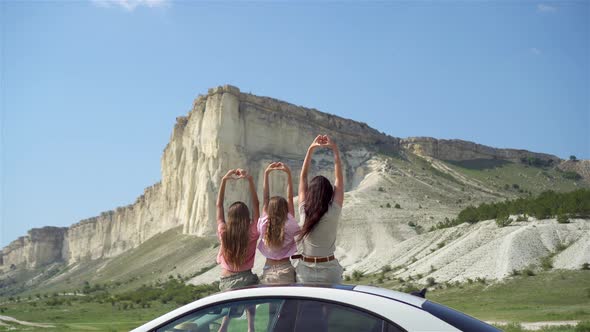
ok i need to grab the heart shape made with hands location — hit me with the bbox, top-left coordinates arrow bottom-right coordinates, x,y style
316,134 -> 331,146
234,169 -> 248,179
269,162 -> 283,169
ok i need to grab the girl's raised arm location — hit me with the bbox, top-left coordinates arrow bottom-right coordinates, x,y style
262,163 -> 276,215
278,162 -> 295,216
217,169 -> 236,224
299,135 -> 323,204
239,169 -> 260,222
326,136 -> 344,207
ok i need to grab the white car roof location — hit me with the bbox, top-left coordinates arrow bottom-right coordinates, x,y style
131,284 -> 460,332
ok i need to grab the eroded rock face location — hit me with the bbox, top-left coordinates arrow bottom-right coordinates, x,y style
558,160 -> 590,183
1,227 -> 67,268
402,137 -> 559,164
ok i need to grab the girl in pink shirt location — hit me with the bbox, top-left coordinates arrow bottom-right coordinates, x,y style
257,162 -> 300,284
216,168 -> 260,332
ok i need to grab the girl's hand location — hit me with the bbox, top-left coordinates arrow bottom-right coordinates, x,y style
236,169 -> 251,179
265,162 -> 279,174
222,169 -> 238,180
276,162 -> 291,173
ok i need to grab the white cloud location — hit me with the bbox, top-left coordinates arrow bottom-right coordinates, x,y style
530,48 -> 542,55
91,0 -> 169,11
537,4 -> 557,13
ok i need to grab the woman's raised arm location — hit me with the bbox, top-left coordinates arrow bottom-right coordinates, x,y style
299,135 -> 323,204
326,136 -> 344,207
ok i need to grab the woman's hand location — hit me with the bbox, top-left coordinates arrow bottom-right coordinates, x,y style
324,135 -> 336,149
309,135 -> 327,150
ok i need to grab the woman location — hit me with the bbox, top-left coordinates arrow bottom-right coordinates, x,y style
295,134 -> 344,283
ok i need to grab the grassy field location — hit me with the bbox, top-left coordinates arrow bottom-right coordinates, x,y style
445,159 -> 582,196
1,270 -> 589,331
0,300 -> 178,331
427,270 -> 590,322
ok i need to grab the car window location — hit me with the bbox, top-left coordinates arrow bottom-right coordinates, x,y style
276,299 -> 405,332
155,298 -> 284,332
154,297 -> 404,332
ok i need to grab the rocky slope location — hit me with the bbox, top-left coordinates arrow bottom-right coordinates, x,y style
1,85 -> 585,277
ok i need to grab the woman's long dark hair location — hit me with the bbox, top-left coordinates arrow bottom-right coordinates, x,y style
298,175 -> 333,241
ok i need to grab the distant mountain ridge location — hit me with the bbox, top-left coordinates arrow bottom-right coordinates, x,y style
1,85 -> 587,276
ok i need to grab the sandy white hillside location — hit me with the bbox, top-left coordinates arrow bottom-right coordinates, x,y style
369,218 -> 589,284
190,156 -> 589,286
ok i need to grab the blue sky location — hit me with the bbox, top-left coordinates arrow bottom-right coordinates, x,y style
1,0 -> 589,246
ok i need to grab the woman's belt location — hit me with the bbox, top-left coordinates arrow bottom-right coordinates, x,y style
291,254 -> 335,263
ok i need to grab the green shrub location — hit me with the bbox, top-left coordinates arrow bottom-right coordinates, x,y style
495,322 -> 525,332
394,203 -> 401,209
385,203 -> 391,208
541,256 -> 553,271
381,265 -> 392,273
556,242 -> 569,252
426,277 -> 436,286
400,283 -> 420,293
557,214 -> 570,224
437,242 -> 445,249
378,187 -> 385,192
496,215 -> 512,227
582,263 -> 590,270
352,270 -> 364,281
563,171 -> 582,180
576,321 -> 590,332
438,189 -> 590,229
523,268 -> 536,276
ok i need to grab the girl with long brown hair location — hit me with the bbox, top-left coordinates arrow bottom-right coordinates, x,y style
294,134 -> 344,283
257,161 -> 300,284
216,168 -> 260,289
216,168 -> 260,332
